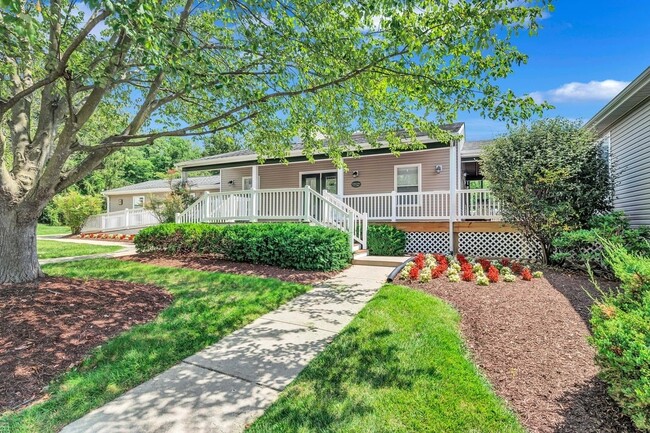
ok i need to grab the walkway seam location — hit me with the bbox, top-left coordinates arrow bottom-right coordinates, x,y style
260,317 -> 339,334
180,360 -> 284,392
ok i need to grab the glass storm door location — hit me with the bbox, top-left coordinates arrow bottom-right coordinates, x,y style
301,172 -> 337,220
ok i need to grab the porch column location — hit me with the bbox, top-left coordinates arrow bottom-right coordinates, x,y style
251,165 -> 259,221
448,141 -> 457,254
336,168 -> 344,197
181,170 -> 188,184
105,195 -> 110,213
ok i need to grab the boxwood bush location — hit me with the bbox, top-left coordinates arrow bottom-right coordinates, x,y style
367,224 -> 407,256
135,222 -> 351,271
590,242 -> 650,430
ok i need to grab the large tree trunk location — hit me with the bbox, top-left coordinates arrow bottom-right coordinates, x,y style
0,209 -> 43,284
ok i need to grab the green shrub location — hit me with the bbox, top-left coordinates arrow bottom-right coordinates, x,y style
551,212 -> 650,275
367,224 -> 407,256
53,191 -> 103,234
590,243 -> 650,430
39,200 -> 62,226
135,222 -> 351,271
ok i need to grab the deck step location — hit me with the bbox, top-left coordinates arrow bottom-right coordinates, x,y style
352,255 -> 409,267
353,249 -> 369,259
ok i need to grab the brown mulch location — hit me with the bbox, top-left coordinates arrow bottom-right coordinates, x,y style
120,253 -> 340,285
0,277 -> 172,412
398,268 -> 638,433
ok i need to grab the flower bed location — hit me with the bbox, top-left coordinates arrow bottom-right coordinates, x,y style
78,233 -> 136,241
398,253 -> 542,286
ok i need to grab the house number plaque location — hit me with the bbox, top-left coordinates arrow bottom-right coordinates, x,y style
351,181 -> 362,188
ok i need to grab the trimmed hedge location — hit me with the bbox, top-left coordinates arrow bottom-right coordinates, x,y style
367,224 -> 407,256
135,223 -> 352,271
590,242 -> 650,431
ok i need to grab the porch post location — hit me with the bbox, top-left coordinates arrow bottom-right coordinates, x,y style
448,141 -> 457,254
337,168 -> 344,198
251,165 -> 259,221
125,208 -> 130,229
391,190 -> 397,222
181,170 -> 188,185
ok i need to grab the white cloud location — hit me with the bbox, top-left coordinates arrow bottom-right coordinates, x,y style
529,79 -> 630,104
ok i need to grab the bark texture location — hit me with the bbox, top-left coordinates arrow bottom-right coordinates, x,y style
0,211 -> 43,284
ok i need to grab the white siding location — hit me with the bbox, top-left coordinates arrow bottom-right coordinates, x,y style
608,96 -> 650,226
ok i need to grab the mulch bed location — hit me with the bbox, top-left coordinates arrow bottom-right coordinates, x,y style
121,253 -> 340,285
0,277 -> 172,412
398,268 -> 638,433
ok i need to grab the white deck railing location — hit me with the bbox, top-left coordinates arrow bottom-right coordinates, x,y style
457,189 -> 501,220
342,189 -> 499,221
82,208 -> 159,233
176,186 -> 368,249
343,191 -> 451,221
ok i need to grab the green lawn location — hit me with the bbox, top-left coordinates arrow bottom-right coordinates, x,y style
36,224 -> 71,236
37,240 -> 123,259
248,284 -> 524,433
1,259 -> 310,433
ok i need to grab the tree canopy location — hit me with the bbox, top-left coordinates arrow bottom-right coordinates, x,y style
1,0 -> 551,283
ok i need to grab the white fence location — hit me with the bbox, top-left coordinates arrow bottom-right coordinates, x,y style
82,208 -> 159,233
176,187 -> 368,249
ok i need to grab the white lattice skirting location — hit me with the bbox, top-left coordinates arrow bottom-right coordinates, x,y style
405,231 -> 543,260
458,231 -> 542,261
405,232 -> 451,254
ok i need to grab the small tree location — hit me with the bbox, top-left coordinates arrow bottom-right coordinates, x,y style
145,172 -> 196,223
53,191 -> 103,235
481,118 -> 613,262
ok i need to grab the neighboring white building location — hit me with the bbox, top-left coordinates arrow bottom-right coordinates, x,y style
586,66 -> 650,227
103,175 -> 221,212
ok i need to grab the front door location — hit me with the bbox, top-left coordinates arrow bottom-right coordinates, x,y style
301,172 -> 338,220
301,172 -> 337,194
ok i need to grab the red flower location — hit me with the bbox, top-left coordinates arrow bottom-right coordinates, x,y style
521,268 -> 532,281
433,254 -> 448,271
487,266 -> 500,283
461,269 -> 475,282
457,254 -> 468,264
460,262 -> 473,273
501,258 -> 511,267
478,258 -> 491,272
511,262 -> 523,275
431,267 -> 444,279
409,266 -> 420,280
414,253 -> 426,270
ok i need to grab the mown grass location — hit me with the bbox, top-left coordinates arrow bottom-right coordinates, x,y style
1,259 -> 310,433
248,284 -> 524,433
37,240 -> 123,259
36,224 -> 71,236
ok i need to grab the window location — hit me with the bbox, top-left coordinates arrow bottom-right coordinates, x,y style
395,164 -> 421,205
132,196 -> 145,209
242,176 -> 252,190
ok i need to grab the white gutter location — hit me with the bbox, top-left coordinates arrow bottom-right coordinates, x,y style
585,66 -> 650,131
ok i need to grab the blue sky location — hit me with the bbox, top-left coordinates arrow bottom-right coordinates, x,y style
463,1 -> 650,141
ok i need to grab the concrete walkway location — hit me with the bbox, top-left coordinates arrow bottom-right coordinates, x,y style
61,265 -> 393,433
38,236 -> 136,265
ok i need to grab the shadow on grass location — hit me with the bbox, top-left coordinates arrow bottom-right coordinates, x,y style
1,259 -> 310,433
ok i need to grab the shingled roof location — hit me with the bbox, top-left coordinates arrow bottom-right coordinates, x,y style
177,123 -> 464,169
103,175 -> 220,195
